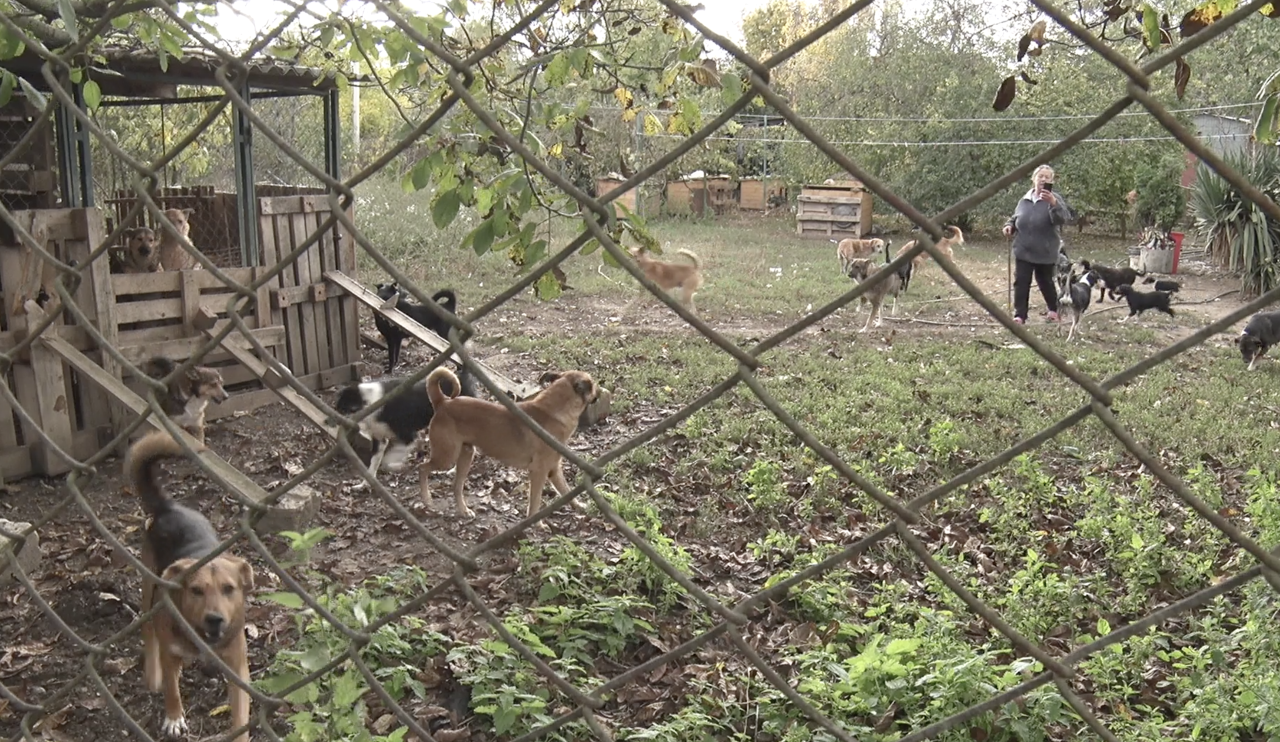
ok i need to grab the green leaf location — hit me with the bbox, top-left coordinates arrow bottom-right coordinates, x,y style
535,270 -> 562,300
432,188 -> 462,229
0,72 -> 15,109
57,0 -> 79,41
17,77 -> 47,110
471,218 -> 496,255
262,591 -> 306,609
885,638 -> 921,655
476,187 -> 495,216
81,80 -> 101,111
720,71 -> 744,106
1141,3 -> 1161,50
545,53 -> 571,86
1256,96 -> 1279,145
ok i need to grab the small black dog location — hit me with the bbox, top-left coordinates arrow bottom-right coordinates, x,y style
332,368 -> 476,480
1112,284 -> 1175,322
1239,310 -> 1280,371
374,282 -> 460,373
1079,260 -> 1144,302
1141,276 -> 1181,294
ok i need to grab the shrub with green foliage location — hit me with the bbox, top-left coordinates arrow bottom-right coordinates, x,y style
1192,148 -> 1280,296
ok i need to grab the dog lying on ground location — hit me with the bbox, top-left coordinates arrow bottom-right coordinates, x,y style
834,237 -> 891,275
1112,284 -> 1175,322
121,227 -> 162,274
1079,260 -> 1144,302
1058,270 -> 1100,343
141,357 -> 229,444
332,368 -> 476,480
628,247 -> 704,313
375,283 -> 461,374
1141,276 -> 1182,294
894,225 -> 964,272
845,256 -> 913,332
420,366 -> 598,520
128,431 -> 253,742
1238,310 -> 1280,371
158,208 -> 200,271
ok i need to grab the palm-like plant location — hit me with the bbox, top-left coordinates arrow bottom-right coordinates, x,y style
1191,149 -> 1280,297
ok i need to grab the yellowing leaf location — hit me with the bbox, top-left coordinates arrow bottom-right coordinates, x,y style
992,75 -> 1017,112
643,112 -> 662,136
614,86 -> 634,109
208,704 -> 230,718
621,107 -> 638,123
549,141 -> 564,159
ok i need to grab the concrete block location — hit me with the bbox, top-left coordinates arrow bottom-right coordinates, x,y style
253,483 -> 321,534
0,519 -> 41,584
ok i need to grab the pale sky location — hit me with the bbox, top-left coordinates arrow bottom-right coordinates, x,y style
216,0 -> 772,47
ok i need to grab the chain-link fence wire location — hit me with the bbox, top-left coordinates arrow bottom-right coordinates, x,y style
5,0 -> 1280,740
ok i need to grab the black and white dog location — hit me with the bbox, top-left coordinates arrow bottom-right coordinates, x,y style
1112,284 -> 1175,322
1058,270 -> 1100,343
1239,310 -> 1280,371
332,368 -> 476,479
374,282 -> 461,373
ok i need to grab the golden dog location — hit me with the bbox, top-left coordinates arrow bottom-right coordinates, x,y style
158,208 -> 200,271
835,237 -> 890,275
846,257 -> 913,332
420,367 -> 598,521
129,432 -> 253,742
628,247 -> 704,313
895,225 -> 965,270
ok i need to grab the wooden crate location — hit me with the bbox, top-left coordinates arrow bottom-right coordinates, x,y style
796,182 -> 873,240
595,177 -> 638,217
738,178 -> 787,211
706,177 -> 737,215
0,200 -> 361,483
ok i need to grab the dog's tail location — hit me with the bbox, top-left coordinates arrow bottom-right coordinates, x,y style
431,289 -> 458,314
141,355 -> 177,380
127,431 -> 186,517
427,367 -> 462,408
677,249 -> 701,268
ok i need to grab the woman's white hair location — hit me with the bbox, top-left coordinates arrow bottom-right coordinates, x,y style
1032,164 -> 1055,181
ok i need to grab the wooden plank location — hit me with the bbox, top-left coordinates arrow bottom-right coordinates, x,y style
337,203 -> 361,384
113,298 -> 184,325
116,325 -> 286,367
0,242 -> 43,454
260,210 -> 303,378
66,212 -> 111,436
361,329 -> 386,351
324,270 -> 540,400
314,209 -> 343,372
795,194 -> 863,204
23,301 -> 74,475
181,270 -> 200,334
796,213 -> 865,224
289,209 -> 322,377
39,334 -> 277,506
110,267 -> 258,297
204,326 -> 361,443
0,445 -> 32,482
0,366 -> 19,451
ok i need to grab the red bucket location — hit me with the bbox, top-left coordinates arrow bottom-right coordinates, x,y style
1170,231 -> 1184,274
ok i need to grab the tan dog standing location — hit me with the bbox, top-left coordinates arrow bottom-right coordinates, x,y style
835,237 -> 890,275
420,367 -> 599,521
895,225 -> 965,270
846,257 -> 912,332
628,247 -> 704,313
128,432 -> 253,742
158,208 -> 201,271
121,227 -> 162,274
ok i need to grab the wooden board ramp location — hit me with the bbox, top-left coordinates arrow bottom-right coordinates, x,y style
324,270 -> 541,400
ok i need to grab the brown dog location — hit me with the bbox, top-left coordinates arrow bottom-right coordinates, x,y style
420,367 -> 598,520
142,356 -> 230,444
628,247 -> 704,313
158,208 -> 200,271
835,237 -> 890,275
895,225 -> 965,270
128,431 -> 253,742
122,227 -> 162,274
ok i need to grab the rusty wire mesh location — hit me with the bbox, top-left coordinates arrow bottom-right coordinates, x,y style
4,0 -> 1280,741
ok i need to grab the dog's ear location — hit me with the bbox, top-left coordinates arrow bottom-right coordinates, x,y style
124,228 -> 139,239
228,555 -> 254,591
183,208 -> 194,217
573,378 -> 595,399
539,371 -> 561,385
161,558 -> 198,585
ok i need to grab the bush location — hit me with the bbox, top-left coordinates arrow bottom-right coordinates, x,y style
1191,148 -> 1280,297
1134,155 -> 1188,232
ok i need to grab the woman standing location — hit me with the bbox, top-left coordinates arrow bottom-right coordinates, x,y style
1002,165 -> 1075,325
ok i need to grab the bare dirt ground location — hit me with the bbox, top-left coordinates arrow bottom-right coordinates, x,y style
0,239 -> 1256,741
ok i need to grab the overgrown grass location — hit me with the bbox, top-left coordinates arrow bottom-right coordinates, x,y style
274,199 -> 1280,741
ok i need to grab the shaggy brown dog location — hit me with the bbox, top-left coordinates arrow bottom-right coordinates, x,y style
895,225 -> 965,271
420,367 -> 598,520
835,237 -> 891,275
121,227 -> 162,274
141,356 -> 230,444
628,247 -> 704,313
129,431 -> 253,742
158,208 -> 200,271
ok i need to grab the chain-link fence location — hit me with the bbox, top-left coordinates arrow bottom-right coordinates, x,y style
4,1 -> 1280,741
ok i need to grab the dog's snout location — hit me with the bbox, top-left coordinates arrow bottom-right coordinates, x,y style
203,612 -> 225,636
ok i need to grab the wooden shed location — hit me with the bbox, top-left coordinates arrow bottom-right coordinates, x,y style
796,180 -> 873,240
705,177 -> 737,215
596,176 -> 639,217
739,177 -> 787,211
665,178 -> 706,217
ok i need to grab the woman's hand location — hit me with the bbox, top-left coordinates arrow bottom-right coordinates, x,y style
1040,189 -> 1057,207
1002,224 -> 1014,237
